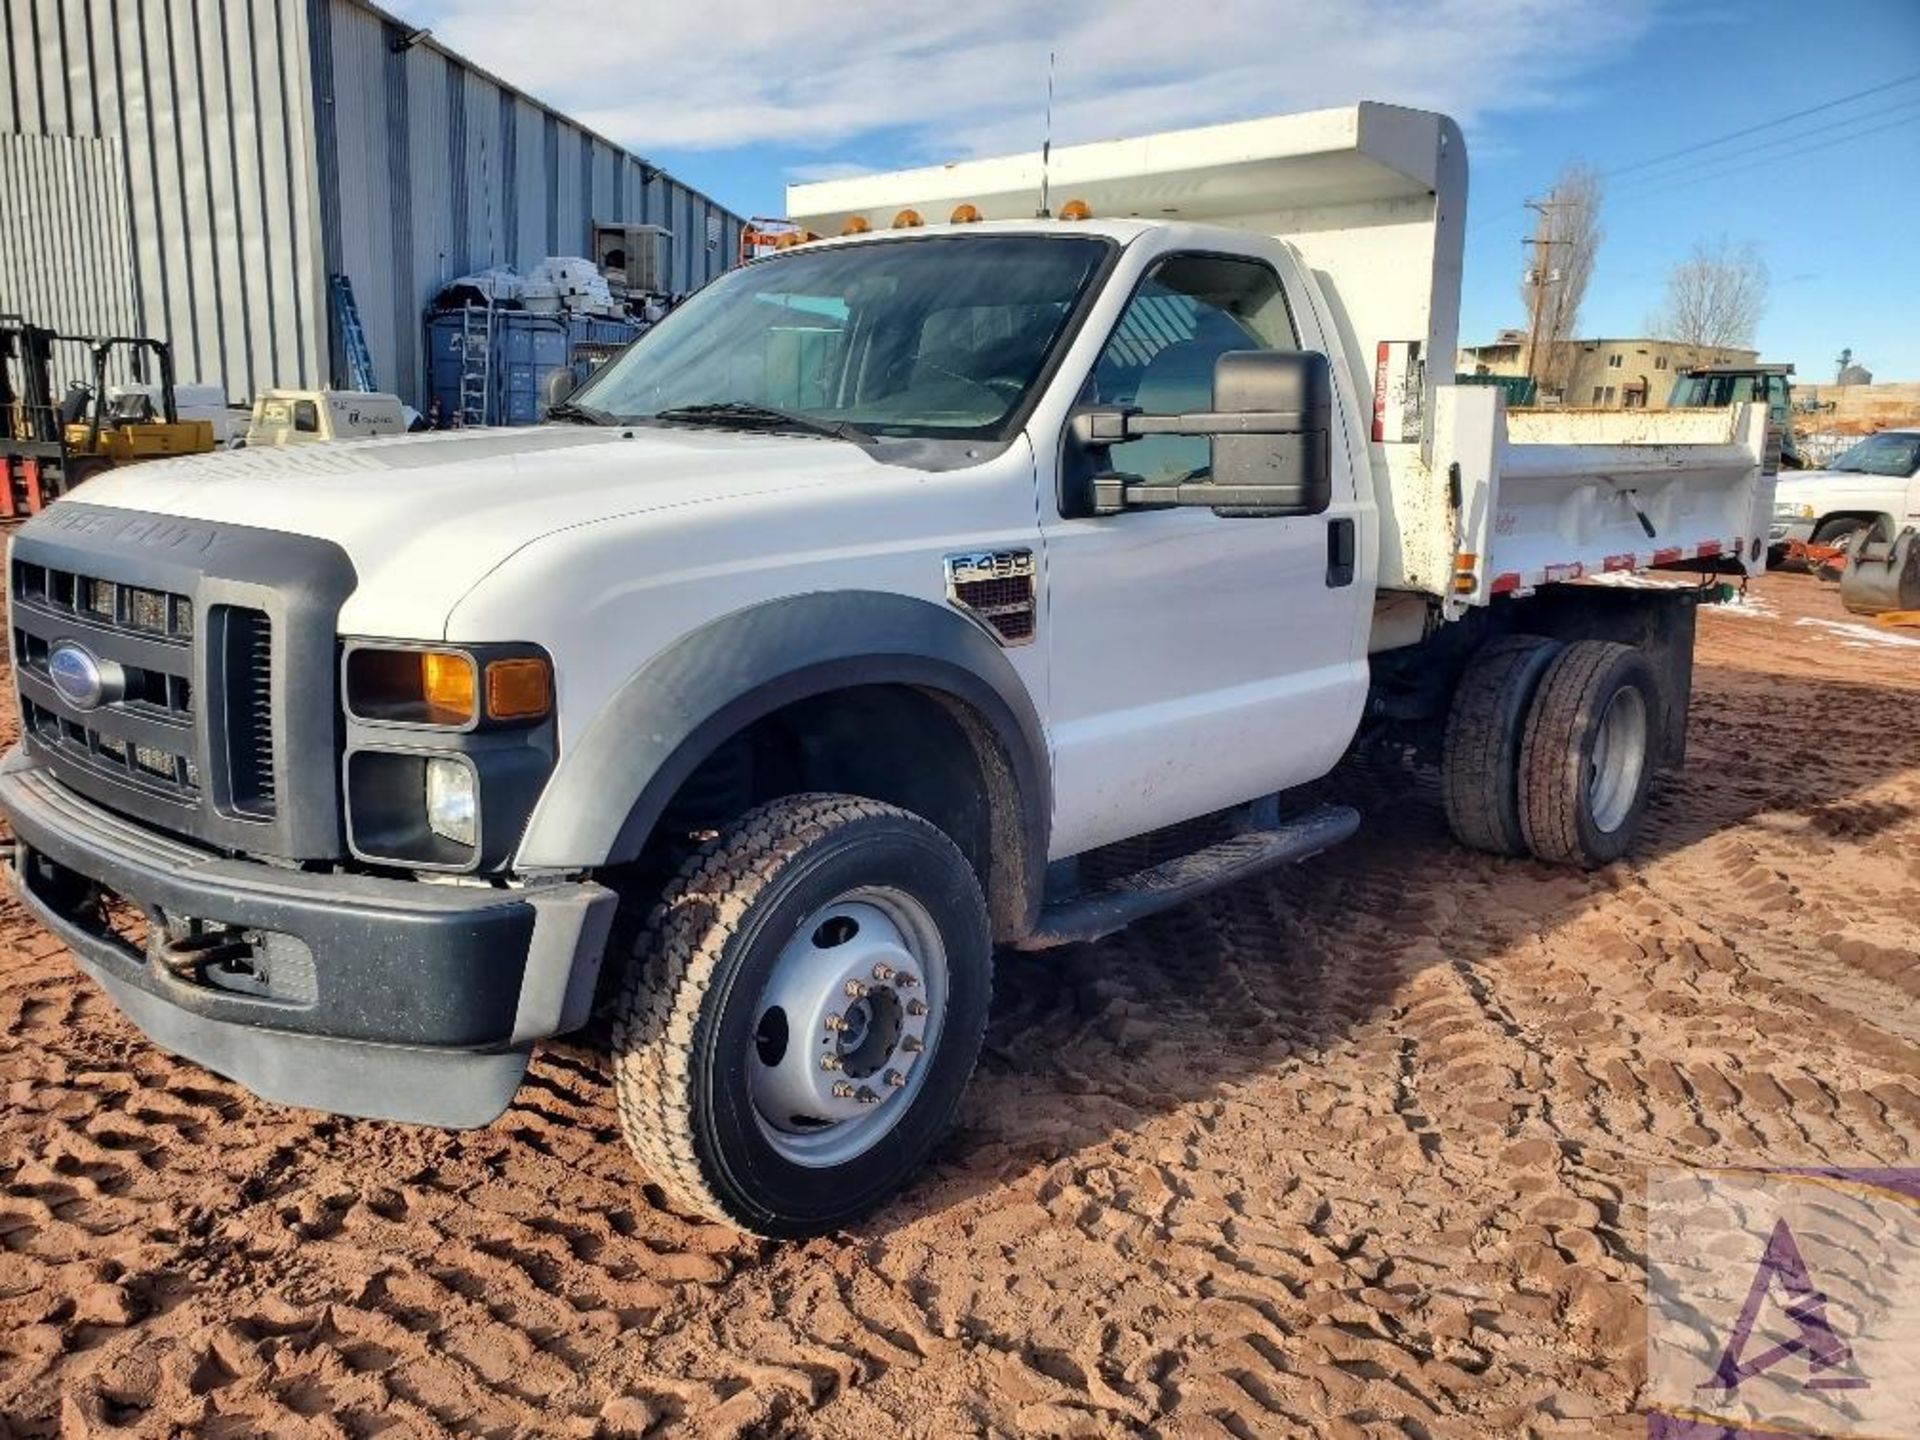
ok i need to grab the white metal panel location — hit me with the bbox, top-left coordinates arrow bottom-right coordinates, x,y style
0,0 -> 328,399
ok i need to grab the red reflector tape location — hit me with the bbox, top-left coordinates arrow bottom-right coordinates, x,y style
1370,342 -> 1389,443
1543,562 -> 1585,584
1491,572 -> 1522,595
1651,546 -> 1684,565
1695,540 -> 1723,558
1603,553 -> 1636,572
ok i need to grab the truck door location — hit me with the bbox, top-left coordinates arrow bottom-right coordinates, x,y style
1038,249 -> 1371,859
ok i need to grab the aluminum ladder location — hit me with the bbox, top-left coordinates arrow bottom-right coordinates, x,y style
457,303 -> 494,427
328,274 -> 377,392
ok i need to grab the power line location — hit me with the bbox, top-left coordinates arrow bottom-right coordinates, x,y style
1605,111 -> 1920,212
1601,67 -> 1920,179
1467,67 -> 1920,235
1607,94 -> 1920,194
1612,110 -> 1920,211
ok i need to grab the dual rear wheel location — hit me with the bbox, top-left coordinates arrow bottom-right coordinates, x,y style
1444,636 -> 1658,868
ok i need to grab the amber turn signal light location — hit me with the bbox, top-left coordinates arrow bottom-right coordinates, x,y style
485,657 -> 551,721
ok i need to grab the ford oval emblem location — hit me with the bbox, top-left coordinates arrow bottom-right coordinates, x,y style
47,641 -> 107,710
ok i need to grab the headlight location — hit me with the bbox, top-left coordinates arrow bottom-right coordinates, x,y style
425,757 -> 477,846
346,645 -> 551,727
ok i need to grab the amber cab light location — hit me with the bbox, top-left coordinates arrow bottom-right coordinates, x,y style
485,657 -> 551,721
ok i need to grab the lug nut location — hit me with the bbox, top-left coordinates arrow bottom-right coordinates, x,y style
855,1086 -> 881,1105
896,972 -> 918,988
844,980 -> 868,999
906,999 -> 928,1017
885,1069 -> 906,1088
901,1035 -> 924,1054
824,1013 -> 847,1032
831,1081 -> 855,1099
872,962 -> 895,982
819,1054 -> 842,1072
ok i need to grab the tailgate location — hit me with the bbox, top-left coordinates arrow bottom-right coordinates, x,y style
1434,390 -> 1774,612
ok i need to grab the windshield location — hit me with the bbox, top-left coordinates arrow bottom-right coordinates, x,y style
1829,432 -> 1920,477
571,234 -> 1111,440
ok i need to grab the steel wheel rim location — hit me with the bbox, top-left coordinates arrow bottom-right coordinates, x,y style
747,886 -> 948,1168
1588,685 -> 1649,834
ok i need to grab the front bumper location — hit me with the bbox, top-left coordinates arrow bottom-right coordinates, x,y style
0,746 -> 615,1128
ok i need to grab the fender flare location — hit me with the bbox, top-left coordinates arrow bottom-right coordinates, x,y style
515,591 -> 1051,914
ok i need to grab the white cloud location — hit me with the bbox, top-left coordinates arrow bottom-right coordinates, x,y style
414,0 -> 1656,164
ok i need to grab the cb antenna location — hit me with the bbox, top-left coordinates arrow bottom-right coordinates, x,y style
1037,51 -> 1055,218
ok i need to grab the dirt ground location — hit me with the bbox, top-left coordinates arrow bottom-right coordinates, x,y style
2,571 -> 1916,1439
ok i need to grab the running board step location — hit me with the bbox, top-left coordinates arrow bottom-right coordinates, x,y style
1016,803 -> 1361,950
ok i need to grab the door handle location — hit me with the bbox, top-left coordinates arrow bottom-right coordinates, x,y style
1326,517 -> 1356,587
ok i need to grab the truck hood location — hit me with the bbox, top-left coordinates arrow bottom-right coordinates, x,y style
1773,468 -> 1901,508
66,426 -> 897,636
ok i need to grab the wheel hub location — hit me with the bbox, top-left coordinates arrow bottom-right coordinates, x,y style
748,892 -> 946,1165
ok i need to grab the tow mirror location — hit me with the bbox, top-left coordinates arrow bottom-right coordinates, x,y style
1068,350 -> 1333,518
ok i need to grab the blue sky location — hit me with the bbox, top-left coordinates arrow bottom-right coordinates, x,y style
418,0 -> 1920,380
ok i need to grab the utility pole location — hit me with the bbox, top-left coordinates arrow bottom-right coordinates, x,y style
1521,197 -> 1569,391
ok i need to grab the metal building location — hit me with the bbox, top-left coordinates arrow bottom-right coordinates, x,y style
1,0 -> 743,406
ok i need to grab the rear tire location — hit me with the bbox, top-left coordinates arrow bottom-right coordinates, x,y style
1518,640 -> 1659,868
609,794 -> 991,1238
1442,634 -> 1564,856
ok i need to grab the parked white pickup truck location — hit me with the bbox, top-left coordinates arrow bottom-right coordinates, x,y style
0,105 -> 1772,1236
1769,428 -> 1920,557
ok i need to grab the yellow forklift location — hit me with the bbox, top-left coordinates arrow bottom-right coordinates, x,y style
1,318 -> 215,516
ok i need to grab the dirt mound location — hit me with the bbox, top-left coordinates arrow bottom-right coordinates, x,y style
2,571 -> 1916,1437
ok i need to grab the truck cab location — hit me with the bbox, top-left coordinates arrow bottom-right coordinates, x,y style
0,105 -> 1772,1238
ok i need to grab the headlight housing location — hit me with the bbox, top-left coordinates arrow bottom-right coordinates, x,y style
346,645 -> 550,728
341,641 -> 556,872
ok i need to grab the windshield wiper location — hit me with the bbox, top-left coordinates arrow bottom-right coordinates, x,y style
545,400 -> 618,426
650,401 -> 874,446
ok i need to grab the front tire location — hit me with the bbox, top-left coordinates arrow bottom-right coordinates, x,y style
1517,641 -> 1659,868
609,794 -> 991,1237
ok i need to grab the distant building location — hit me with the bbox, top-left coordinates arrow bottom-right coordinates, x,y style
1456,336 -> 1761,408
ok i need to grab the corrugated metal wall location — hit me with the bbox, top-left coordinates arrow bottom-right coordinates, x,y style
313,0 -> 745,406
2,0 -> 742,408
0,0 -> 330,400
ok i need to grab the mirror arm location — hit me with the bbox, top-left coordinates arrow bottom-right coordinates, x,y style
1125,409 -> 1313,436
1091,472 -> 1301,517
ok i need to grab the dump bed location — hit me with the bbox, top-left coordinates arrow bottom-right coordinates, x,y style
793,104 -> 1775,611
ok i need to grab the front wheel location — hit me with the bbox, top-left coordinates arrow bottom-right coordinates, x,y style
609,794 -> 992,1237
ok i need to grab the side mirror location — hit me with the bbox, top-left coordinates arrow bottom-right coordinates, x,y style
1068,350 -> 1333,518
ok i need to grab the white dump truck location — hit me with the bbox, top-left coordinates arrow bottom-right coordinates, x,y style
1,104 -> 1771,1237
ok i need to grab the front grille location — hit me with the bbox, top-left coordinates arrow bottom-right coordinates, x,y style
8,503 -> 354,861
10,559 -> 274,820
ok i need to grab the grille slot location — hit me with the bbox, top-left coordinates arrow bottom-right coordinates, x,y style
22,698 -> 200,795
220,607 -> 277,819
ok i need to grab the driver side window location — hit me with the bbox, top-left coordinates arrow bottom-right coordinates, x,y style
1091,253 -> 1297,484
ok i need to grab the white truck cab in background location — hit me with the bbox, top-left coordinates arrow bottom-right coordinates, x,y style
244,388 -> 410,447
1,104 -> 1771,1238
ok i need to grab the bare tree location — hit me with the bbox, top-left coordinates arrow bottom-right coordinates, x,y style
1652,237 -> 1769,348
1518,161 -> 1603,396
